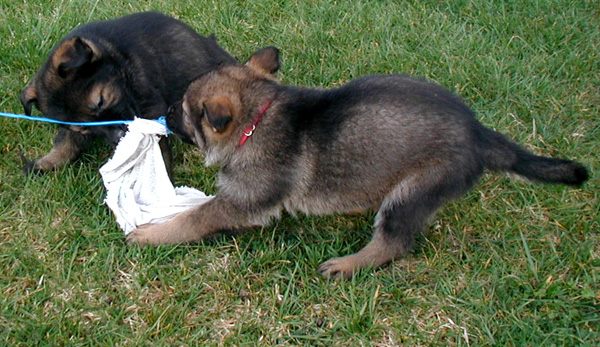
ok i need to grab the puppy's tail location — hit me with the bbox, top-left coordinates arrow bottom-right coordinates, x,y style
477,125 -> 588,187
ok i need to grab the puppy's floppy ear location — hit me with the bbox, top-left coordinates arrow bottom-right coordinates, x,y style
246,46 -> 280,75
203,96 -> 234,133
52,37 -> 101,78
20,84 -> 38,115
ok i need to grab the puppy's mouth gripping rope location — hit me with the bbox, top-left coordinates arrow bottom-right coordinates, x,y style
0,111 -> 169,132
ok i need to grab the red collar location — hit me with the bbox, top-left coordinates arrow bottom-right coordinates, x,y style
238,100 -> 273,146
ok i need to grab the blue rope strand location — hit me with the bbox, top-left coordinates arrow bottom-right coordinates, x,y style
0,111 -> 169,133
0,111 -> 132,126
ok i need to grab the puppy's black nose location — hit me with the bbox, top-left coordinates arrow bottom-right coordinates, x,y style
166,105 -> 175,120
167,101 -> 182,119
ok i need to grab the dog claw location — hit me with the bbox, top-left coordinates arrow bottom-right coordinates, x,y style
125,224 -> 156,246
317,257 -> 355,280
125,233 -> 140,246
125,232 -> 144,246
21,158 -> 44,175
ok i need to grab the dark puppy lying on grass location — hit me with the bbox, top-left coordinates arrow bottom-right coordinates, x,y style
128,47 -> 588,279
20,11 -> 237,176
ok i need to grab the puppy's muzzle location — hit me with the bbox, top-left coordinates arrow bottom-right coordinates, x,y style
166,103 -> 180,133
166,102 -> 195,145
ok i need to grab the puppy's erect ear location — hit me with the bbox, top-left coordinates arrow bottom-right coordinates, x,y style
203,96 -> 234,133
246,46 -> 280,75
20,84 -> 38,115
52,37 -> 101,78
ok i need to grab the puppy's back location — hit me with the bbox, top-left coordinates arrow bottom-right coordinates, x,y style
66,12 -> 235,66
285,74 -> 480,162
67,12 -> 189,44
60,12 -> 237,106
279,75 -> 483,213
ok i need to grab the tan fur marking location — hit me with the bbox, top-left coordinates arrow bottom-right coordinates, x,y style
67,126 -> 92,135
87,82 -> 121,110
51,38 -> 77,70
182,98 -> 191,116
33,135 -> 81,171
51,37 -> 101,71
80,38 -> 101,61
22,84 -> 38,102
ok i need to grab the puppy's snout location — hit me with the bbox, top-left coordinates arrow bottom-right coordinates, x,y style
166,101 -> 181,125
166,101 -> 183,133
166,104 -> 176,118
167,101 -> 183,118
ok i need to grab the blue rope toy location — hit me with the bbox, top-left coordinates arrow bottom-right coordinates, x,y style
0,111 -> 170,132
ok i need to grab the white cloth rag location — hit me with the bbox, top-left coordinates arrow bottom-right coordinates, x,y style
99,117 -> 212,234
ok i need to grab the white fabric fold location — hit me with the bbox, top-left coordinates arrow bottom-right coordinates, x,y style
99,118 -> 212,234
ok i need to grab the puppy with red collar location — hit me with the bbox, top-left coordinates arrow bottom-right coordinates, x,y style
128,47 -> 588,279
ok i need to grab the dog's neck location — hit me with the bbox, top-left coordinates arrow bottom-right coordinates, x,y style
238,99 -> 273,147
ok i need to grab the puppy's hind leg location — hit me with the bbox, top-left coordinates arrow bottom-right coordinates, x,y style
318,170 -> 478,279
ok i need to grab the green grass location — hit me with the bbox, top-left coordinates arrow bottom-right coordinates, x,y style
1,0 -> 598,345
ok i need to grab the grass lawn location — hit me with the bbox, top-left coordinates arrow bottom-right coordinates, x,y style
0,0 -> 598,345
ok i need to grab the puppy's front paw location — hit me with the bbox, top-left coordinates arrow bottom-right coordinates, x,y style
317,256 -> 358,280
21,158 -> 45,175
20,154 -> 57,175
126,224 -> 164,246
